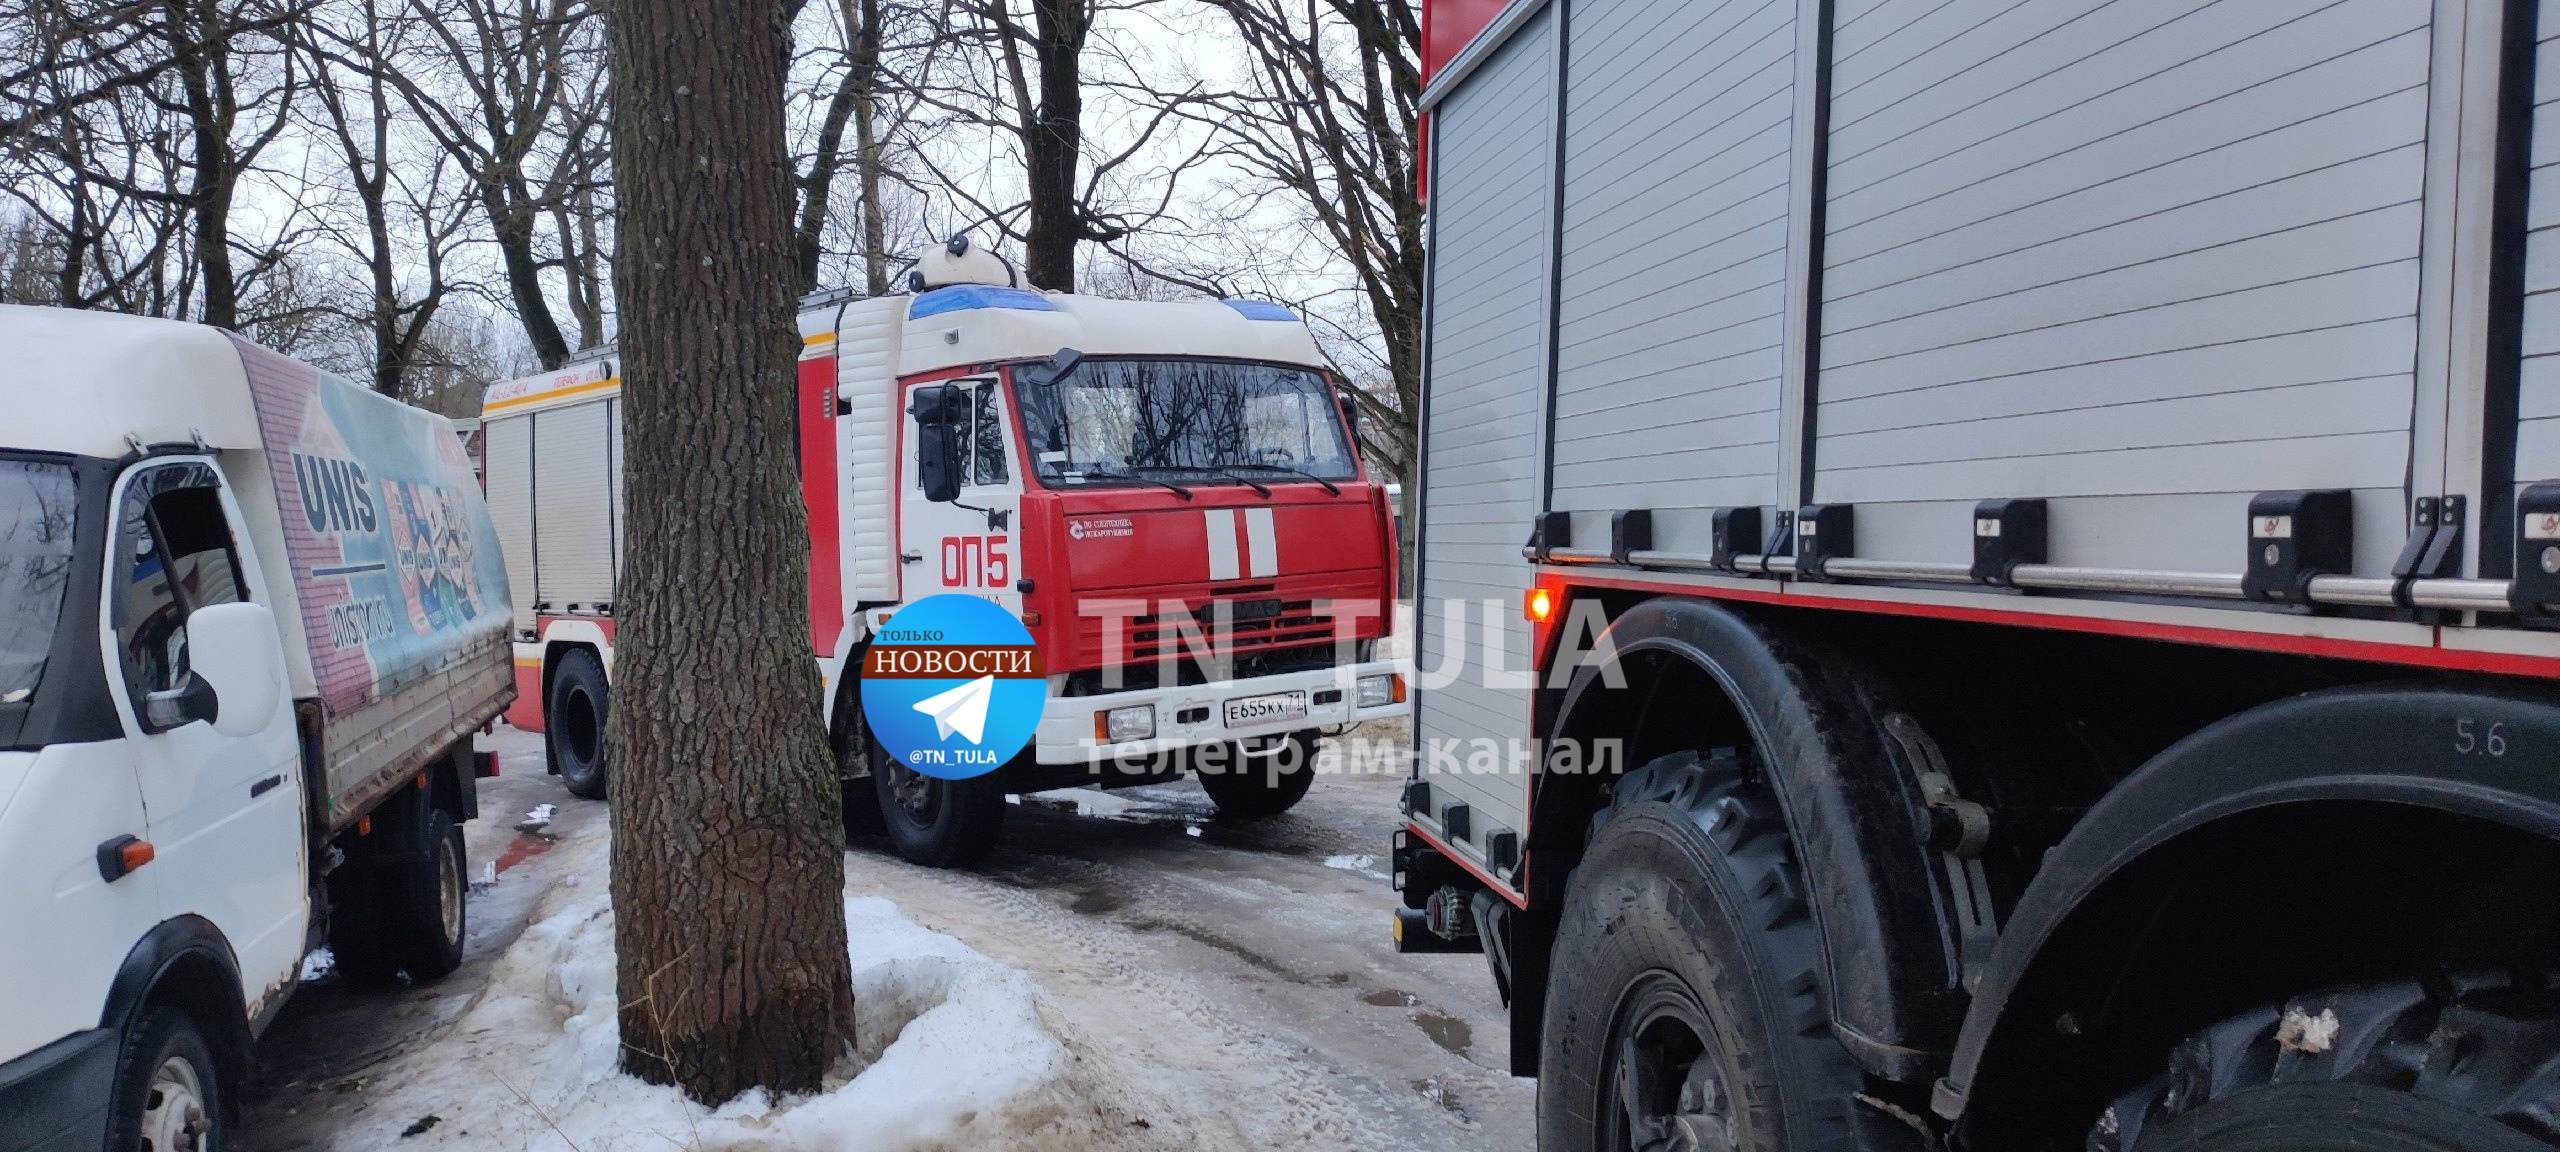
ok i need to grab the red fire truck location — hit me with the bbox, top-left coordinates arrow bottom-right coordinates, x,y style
1400,0 -> 2560,1149
481,239 -> 1407,866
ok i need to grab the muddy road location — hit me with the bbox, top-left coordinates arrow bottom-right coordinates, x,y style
238,721 -> 1532,1150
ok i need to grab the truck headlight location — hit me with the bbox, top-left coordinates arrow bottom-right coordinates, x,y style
1356,674 -> 1402,708
1099,704 -> 1155,742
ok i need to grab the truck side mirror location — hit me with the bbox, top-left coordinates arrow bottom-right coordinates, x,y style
185,602 -> 283,738
140,602 -> 280,736
910,384 -> 965,503
1338,392 -> 1365,449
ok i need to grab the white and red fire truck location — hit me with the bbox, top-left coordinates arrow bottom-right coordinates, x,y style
480,240 -> 1407,866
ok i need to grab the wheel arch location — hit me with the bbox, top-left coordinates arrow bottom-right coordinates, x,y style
101,916 -> 252,1121
1941,683 -> 2560,1147
1530,593 -> 1972,1084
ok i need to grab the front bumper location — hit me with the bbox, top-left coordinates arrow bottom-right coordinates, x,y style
0,1029 -> 113,1152
1035,659 -> 1408,765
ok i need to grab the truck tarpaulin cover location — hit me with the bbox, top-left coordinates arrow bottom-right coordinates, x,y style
228,336 -> 510,717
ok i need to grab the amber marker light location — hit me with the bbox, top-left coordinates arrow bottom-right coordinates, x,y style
1525,586 -> 1555,624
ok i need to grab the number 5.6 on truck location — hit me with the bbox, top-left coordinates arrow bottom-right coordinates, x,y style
0,306 -> 511,1152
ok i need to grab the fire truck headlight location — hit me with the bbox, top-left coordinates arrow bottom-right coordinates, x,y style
1356,674 -> 1399,708
1100,704 -> 1155,743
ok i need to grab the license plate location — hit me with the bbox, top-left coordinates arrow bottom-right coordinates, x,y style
1224,690 -> 1308,727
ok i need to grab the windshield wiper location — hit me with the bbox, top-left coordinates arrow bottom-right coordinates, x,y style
1125,464 -> 1272,498
1224,462 -> 1341,496
1082,466 -> 1193,500
1210,469 -> 1272,498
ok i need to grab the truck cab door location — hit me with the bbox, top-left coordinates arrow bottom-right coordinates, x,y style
900,377 -> 1023,612
103,460 -> 307,1008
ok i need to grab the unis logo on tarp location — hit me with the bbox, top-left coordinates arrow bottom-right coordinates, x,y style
860,594 -> 1047,780
294,453 -> 379,534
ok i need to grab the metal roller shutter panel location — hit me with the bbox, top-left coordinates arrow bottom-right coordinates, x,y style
482,414 -> 537,634
532,400 -> 616,607
1415,6 -> 1555,855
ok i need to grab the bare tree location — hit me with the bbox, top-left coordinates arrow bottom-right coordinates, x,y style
372,0 -> 610,367
603,0 -> 858,1104
908,0 -> 1218,290
789,0 -> 890,294
1188,0 -> 1421,498
2,0 -> 311,327
300,0 -> 474,394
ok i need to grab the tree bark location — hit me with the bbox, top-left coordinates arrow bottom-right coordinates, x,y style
601,0 -> 857,1104
1020,0 -> 1087,290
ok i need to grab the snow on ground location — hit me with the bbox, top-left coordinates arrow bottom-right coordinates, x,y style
332,830 -> 1182,1152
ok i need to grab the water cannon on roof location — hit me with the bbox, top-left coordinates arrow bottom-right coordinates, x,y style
908,233 -> 1024,293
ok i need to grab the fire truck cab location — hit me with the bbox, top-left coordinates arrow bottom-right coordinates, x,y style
480,240 -> 1407,866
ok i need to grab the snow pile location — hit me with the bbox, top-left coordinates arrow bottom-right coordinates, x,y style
332,837 -> 1095,1152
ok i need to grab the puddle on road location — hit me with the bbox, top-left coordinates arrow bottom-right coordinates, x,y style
491,832 -> 554,874
1410,1077 -> 1468,1118
1361,988 -> 1418,1008
1069,889 -> 1125,915
1413,1008 -> 1472,1057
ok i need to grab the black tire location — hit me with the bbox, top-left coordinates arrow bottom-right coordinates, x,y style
1195,731 -> 1318,820
1538,749 -> 1869,1152
830,675 -> 885,839
547,649 -> 610,800
392,807 -> 468,981
107,1007 -> 224,1152
874,756 -> 1005,868
329,806 -> 466,988
2094,977 -> 2560,1152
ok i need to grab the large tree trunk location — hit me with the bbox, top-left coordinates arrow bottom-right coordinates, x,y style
1021,0 -> 1087,290
601,0 -> 857,1104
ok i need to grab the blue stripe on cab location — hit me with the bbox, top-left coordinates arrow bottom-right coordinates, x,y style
1220,299 -> 1299,322
908,285 -> 1061,319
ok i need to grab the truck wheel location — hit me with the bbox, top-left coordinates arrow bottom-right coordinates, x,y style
329,807 -> 467,987
107,1007 -> 223,1152
830,681 -> 885,838
874,758 -> 1004,868
548,649 -> 610,800
392,807 -> 469,981
2091,978 -> 2560,1152
1196,731 -> 1318,819
1538,749 -> 1868,1152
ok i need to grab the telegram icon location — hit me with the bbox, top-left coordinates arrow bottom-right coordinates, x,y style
858,594 -> 1047,780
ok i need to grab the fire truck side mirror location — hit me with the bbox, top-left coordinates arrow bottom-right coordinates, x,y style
910,383 -> 965,503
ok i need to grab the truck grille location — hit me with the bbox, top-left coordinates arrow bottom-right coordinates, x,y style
1063,577 -> 1384,690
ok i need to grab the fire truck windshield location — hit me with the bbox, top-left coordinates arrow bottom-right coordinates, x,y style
1014,359 -> 1358,488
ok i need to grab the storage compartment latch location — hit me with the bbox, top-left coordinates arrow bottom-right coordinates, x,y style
1711,506 -> 1763,572
2243,490 -> 2353,606
2510,484 -> 2560,617
1794,503 -> 1855,581
1970,498 -> 2047,586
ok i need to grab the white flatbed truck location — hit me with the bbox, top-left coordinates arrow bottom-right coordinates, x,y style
0,306 -> 511,1152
